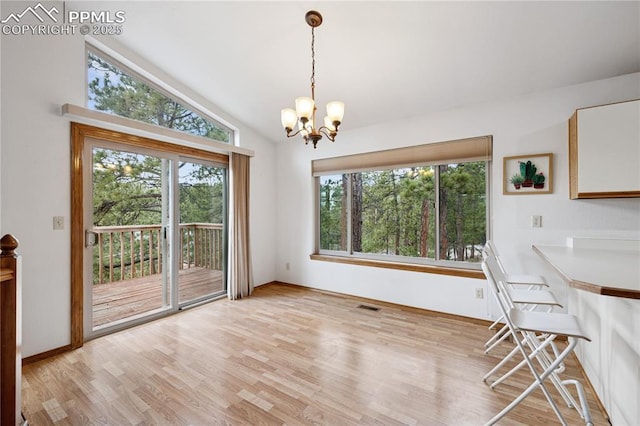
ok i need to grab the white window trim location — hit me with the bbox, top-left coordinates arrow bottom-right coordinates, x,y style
62,104 -> 253,157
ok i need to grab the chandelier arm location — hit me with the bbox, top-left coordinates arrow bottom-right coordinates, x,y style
319,122 -> 341,133
318,127 -> 337,142
285,128 -> 307,139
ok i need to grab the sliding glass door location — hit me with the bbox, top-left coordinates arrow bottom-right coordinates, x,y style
89,146 -> 171,330
177,158 -> 227,307
83,140 -> 227,337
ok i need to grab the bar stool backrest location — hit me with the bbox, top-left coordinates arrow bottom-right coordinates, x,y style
485,240 -> 510,275
484,255 -> 518,309
482,260 -> 513,317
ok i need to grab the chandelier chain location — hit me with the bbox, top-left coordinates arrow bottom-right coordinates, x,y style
310,26 -> 316,92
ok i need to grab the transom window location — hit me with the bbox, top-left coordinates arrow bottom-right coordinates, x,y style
87,48 -> 232,143
315,137 -> 491,270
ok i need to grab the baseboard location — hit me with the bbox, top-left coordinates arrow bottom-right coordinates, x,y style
22,344 -> 72,365
261,281 -> 496,328
254,280 -> 279,288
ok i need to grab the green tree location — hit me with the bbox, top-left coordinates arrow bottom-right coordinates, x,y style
319,176 -> 345,251
91,150 -> 226,283
439,162 -> 486,261
87,52 -> 231,284
179,165 -> 225,224
361,170 -> 394,254
351,173 -> 363,252
319,162 -> 485,263
92,149 -> 164,226
399,167 -> 435,258
358,168 -> 436,257
88,50 -> 233,227
88,52 -> 230,142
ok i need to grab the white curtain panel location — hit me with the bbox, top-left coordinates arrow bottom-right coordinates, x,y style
227,153 -> 253,299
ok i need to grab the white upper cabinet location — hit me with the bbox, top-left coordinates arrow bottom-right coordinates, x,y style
569,99 -> 640,199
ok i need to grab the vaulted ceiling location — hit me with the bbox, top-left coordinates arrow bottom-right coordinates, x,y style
110,1 -> 640,143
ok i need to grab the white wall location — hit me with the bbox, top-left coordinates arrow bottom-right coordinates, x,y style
1,34 -> 84,357
275,72 -> 640,321
0,33 -> 277,357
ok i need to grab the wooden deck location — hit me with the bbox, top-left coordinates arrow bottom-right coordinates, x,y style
92,267 -> 224,327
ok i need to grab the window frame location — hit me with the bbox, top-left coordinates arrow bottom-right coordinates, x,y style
312,137 -> 492,278
86,44 -> 235,145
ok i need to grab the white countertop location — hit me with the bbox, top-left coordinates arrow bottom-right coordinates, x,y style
532,244 -> 640,299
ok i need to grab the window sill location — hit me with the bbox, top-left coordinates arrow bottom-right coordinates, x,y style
310,254 -> 486,280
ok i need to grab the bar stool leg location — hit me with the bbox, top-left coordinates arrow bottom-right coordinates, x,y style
485,338 -> 578,426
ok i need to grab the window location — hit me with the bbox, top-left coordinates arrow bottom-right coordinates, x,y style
87,48 -> 232,143
315,137 -> 491,271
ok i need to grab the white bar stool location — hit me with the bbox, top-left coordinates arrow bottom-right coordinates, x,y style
485,240 -> 548,288
482,251 -> 561,353
482,260 -> 593,426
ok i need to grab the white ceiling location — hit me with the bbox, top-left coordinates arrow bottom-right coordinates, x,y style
104,1 -> 639,143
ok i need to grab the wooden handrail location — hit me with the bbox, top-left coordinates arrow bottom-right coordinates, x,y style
93,223 -> 223,232
1,234 -> 23,425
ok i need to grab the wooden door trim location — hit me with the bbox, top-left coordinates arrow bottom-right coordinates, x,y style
70,123 -> 85,348
70,122 -> 229,349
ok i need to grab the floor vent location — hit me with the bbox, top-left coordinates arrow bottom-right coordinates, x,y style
357,304 -> 380,311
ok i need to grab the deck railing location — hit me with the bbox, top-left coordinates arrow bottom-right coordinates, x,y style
92,223 -> 223,284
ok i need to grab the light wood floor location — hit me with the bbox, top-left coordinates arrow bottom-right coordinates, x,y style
23,283 -> 607,425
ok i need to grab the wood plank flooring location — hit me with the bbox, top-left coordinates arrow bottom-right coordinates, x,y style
22,283 -> 607,425
92,267 -> 224,327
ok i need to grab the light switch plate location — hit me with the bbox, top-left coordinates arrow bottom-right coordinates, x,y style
53,216 -> 64,230
531,215 -> 542,228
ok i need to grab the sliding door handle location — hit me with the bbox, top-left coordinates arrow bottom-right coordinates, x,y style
85,230 -> 99,248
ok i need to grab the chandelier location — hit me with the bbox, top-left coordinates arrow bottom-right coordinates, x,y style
280,11 -> 345,149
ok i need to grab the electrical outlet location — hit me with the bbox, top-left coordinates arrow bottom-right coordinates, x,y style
531,215 -> 542,228
475,288 -> 484,299
53,216 -> 64,230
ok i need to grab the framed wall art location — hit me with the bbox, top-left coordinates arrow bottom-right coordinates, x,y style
503,153 -> 553,195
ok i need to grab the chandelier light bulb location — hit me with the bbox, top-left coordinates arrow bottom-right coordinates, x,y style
295,97 -> 315,120
323,116 -> 335,131
326,101 -> 345,123
281,108 -> 297,131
